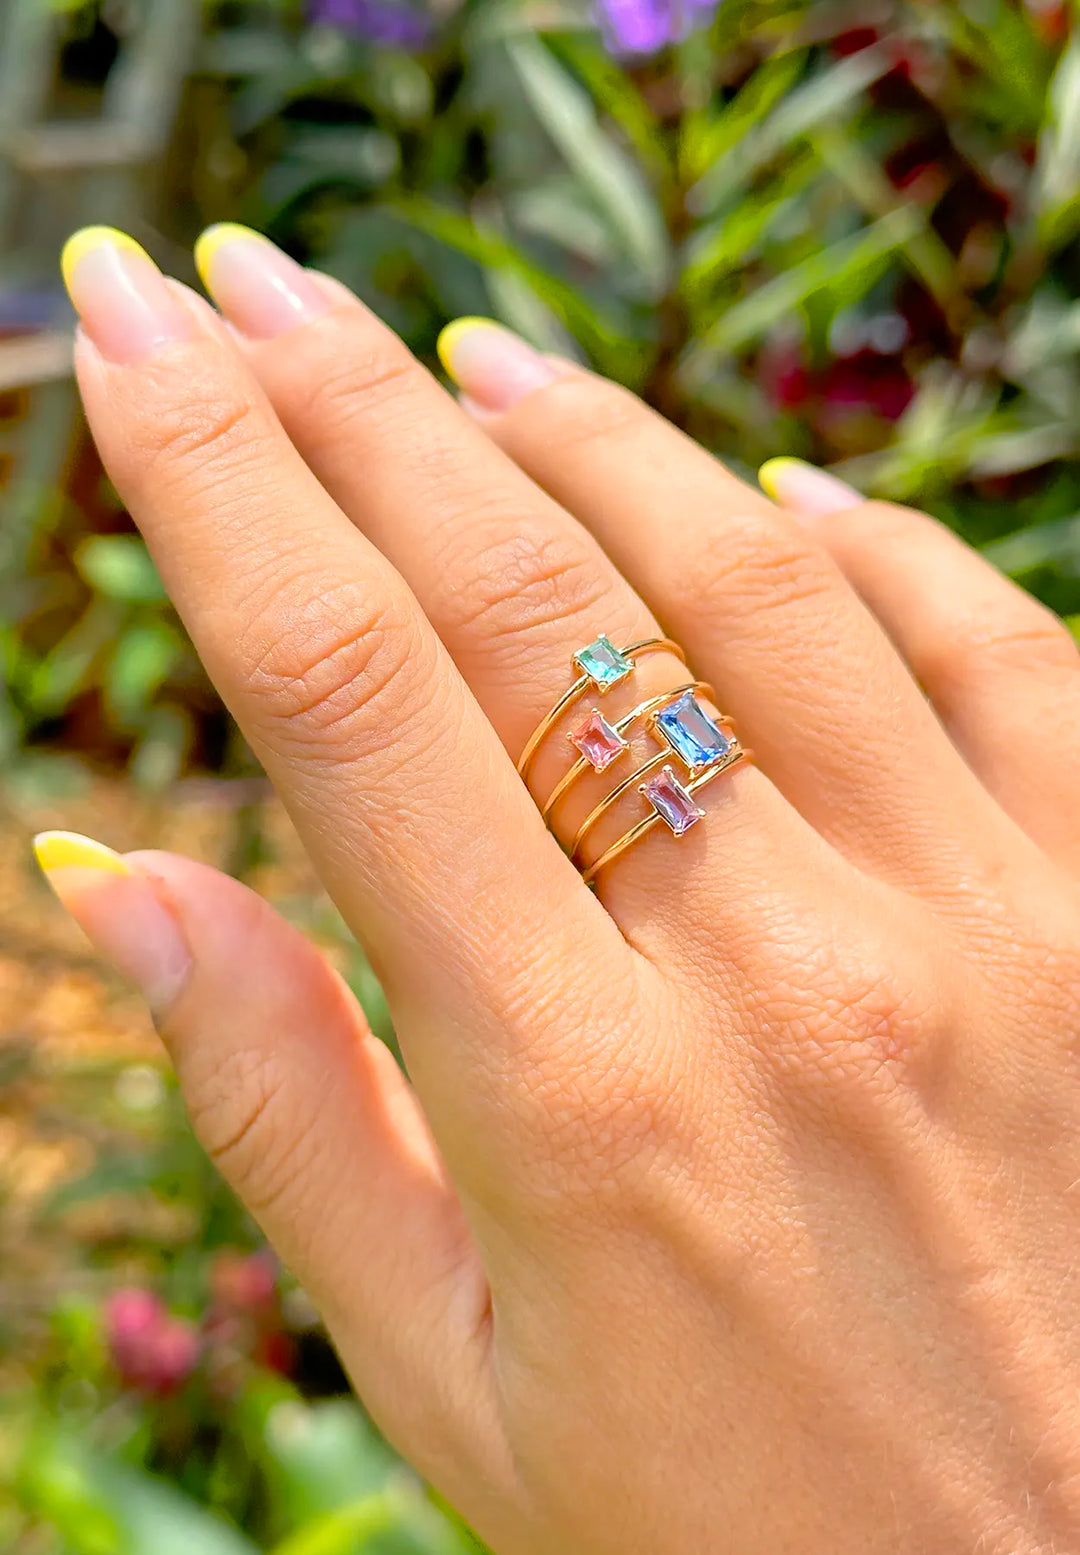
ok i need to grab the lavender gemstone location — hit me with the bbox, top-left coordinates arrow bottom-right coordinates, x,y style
641,765 -> 705,836
571,710 -> 628,772
654,691 -> 731,771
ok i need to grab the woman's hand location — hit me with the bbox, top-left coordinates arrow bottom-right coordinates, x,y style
39,223 -> 1080,1554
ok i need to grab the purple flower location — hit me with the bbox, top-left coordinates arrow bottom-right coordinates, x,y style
308,0 -> 431,48
598,0 -> 719,55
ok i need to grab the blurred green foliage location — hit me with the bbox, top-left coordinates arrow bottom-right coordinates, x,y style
9,0 -> 1080,781
6,0 -> 1080,1547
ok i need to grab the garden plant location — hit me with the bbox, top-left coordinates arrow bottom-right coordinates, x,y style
4,0 -> 1080,1549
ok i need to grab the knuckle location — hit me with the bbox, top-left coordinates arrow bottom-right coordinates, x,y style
126,357 -> 264,490
677,513 -> 835,625
235,578 -> 425,749
536,375 -> 646,453
440,516 -> 612,649
977,608 -> 1077,675
487,963 -> 671,1202
754,953 -> 938,1108
525,1063 -> 673,1218
179,1043 -> 324,1219
924,602 -> 1078,694
297,325 -> 421,435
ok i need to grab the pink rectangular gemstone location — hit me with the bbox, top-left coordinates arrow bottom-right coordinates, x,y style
641,765 -> 705,836
570,710 -> 627,772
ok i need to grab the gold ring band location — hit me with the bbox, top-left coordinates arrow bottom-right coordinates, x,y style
568,704 -> 737,860
519,630 -> 751,890
516,636 -> 685,780
580,745 -> 751,887
540,680 -> 716,824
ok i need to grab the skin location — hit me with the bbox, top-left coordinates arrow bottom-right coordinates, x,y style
47,231 -> 1080,1554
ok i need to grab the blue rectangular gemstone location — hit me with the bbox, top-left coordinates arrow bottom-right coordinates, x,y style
574,634 -> 633,690
654,692 -> 731,770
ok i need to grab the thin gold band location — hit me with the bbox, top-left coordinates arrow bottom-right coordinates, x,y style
568,701 -> 735,860
541,680 -> 717,823
580,745 -> 751,888
516,637 -> 685,781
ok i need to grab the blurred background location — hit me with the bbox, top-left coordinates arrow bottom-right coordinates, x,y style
2,0 -> 1080,1548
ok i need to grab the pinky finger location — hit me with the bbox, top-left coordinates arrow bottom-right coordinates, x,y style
32,832 -> 502,1511
760,460 -> 1080,865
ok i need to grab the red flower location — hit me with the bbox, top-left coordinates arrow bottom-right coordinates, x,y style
209,1249 -> 278,1312
820,348 -> 914,423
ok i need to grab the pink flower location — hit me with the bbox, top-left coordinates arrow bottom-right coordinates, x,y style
105,1287 -> 201,1396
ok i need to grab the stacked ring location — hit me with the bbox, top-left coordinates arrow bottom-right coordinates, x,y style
521,633 -> 750,886
516,634 -> 685,780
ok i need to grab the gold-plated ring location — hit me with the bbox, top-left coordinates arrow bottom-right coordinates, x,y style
568,705 -> 737,861
516,636 -> 685,781
540,680 -> 716,823
580,744 -> 751,888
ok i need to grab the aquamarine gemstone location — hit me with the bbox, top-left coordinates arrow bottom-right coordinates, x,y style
655,692 -> 731,771
574,634 -> 633,690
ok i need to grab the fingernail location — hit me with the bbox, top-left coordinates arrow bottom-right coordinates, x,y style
61,227 -> 193,363
194,224 -> 331,338
437,318 -> 560,411
758,457 -> 864,514
34,831 -> 192,1013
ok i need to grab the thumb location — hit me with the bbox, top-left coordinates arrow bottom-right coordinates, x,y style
32,831 -> 498,1499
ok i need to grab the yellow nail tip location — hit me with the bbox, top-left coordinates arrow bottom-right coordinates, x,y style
33,831 -> 129,877
194,223 -> 265,291
60,226 -> 149,294
436,316 -> 502,380
757,456 -> 808,500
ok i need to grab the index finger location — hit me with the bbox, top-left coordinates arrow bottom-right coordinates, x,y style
61,227 -> 627,1189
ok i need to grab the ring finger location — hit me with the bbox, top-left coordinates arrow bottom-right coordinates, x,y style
191,224 -> 834,938
435,323 -> 1036,906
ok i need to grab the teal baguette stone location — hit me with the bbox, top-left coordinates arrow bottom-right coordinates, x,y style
574,633 -> 633,690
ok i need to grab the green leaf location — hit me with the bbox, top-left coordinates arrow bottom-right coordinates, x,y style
926,0 -> 1050,130
105,621 -> 184,727
269,1494 -> 399,1555
1034,34 -> 1080,250
236,1382 -> 398,1530
690,45 -> 892,214
385,198 -> 639,380
548,32 -> 669,185
24,596 -> 120,719
75,536 -> 167,605
684,206 -> 923,373
504,36 -> 670,297
130,705 -> 192,790
809,126 -> 959,309
17,1425 -> 259,1555
680,46 -> 806,190
680,151 -> 819,305
982,512 -> 1080,578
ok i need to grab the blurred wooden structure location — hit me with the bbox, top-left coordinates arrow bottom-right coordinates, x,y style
0,0 -> 198,566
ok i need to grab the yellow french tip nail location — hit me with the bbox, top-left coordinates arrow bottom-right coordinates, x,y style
757,457 -> 808,501
436,316 -> 502,381
33,831 -> 129,878
60,227 -> 149,298
194,223 -> 265,292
